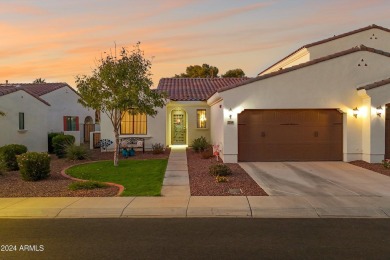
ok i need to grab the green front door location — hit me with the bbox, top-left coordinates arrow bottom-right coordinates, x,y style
171,109 -> 186,145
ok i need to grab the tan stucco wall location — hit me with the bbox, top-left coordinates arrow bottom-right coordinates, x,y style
218,51 -> 390,163
166,101 -> 210,146
262,28 -> 390,77
360,85 -> 390,162
41,86 -> 95,143
260,48 -> 310,75
100,106 -> 166,151
309,28 -> 390,60
0,90 -> 48,152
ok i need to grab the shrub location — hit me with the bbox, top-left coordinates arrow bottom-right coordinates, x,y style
201,146 -> 213,159
68,181 -> 108,190
0,160 -> 6,175
17,152 -> 51,181
215,176 -> 228,183
209,163 -> 232,177
383,159 -> 390,169
66,144 -> 88,160
152,143 -> 165,154
0,144 -> 28,171
52,134 -> 75,158
191,136 -> 209,153
48,132 -> 62,154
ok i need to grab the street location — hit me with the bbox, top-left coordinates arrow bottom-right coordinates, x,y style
1,218 -> 390,259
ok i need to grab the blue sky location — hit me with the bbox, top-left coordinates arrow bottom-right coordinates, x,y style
1,0 -> 389,86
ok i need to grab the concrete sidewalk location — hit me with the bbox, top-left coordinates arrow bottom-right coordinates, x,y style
0,196 -> 389,218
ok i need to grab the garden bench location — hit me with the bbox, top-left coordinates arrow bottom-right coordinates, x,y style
119,137 -> 145,154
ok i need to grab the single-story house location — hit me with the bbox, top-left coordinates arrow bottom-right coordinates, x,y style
100,24 -> 390,163
0,82 -> 96,151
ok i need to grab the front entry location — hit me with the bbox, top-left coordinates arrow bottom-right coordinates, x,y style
171,109 -> 186,145
386,104 -> 390,159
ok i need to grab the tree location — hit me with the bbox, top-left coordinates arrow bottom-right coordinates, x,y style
0,111 -> 4,116
221,68 -> 245,78
174,64 -> 219,78
33,78 -> 46,83
76,43 -> 166,166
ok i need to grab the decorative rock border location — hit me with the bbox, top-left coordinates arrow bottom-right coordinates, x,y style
61,161 -> 125,197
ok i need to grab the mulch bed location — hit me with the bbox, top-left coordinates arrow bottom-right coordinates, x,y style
187,149 -> 268,196
0,148 -> 170,197
349,160 -> 390,177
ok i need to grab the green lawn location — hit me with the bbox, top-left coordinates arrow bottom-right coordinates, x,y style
66,159 -> 168,196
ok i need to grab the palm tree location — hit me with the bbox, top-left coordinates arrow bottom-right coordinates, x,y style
33,78 -> 46,83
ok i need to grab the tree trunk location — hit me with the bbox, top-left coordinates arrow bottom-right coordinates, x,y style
114,130 -> 119,166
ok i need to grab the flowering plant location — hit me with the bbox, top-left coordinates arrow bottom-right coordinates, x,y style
383,159 -> 390,169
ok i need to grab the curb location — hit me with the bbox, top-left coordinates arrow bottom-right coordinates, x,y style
61,161 -> 125,197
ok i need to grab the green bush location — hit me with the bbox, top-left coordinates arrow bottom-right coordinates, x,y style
0,144 -> 28,171
383,159 -> 390,169
66,144 -> 88,160
152,143 -> 165,154
17,152 -> 51,181
52,134 -> 75,158
0,160 -> 6,175
68,181 -> 108,190
191,136 -> 209,153
48,132 -> 62,154
209,164 -> 232,177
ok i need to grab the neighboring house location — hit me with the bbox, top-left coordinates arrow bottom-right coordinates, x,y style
0,83 -> 95,151
100,24 -> 390,164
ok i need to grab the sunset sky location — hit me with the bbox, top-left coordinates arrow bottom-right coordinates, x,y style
1,0 -> 389,88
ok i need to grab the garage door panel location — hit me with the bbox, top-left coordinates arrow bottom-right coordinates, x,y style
238,109 -> 343,161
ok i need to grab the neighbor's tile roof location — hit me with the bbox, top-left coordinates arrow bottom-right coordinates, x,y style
0,83 -> 71,106
357,77 -> 390,91
258,24 -> 390,75
157,78 -> 249,101
219,45 -> 390,93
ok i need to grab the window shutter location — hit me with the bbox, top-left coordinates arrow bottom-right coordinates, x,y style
63,116 -> 67,131
75,116 -> 79,131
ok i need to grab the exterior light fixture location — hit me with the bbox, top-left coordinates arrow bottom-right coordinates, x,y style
353,107 -> 359,118
376,106 -> 384,117
229,108 -> 232,119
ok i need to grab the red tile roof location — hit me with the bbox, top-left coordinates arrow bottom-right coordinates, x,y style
219,45 -> 390,93
157,78 -> 249,101
0,83 -> 71,106
357,78 -> 390,91
258,24 -> 390,75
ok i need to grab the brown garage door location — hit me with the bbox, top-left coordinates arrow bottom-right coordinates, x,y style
386,104 -> 390,159
238,109 -> 343,161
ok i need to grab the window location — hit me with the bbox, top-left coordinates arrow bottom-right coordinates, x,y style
120,112 -> 147,135
63,116 -> 79,131
197,109 -> 207,128
19,112 -> 24,130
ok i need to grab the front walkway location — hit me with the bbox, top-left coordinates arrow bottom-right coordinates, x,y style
161,146 -> 191,197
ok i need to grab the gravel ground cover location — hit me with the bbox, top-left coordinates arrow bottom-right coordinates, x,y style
0,148 -> 170,197
186,149 -> 268,196
350,160 -> 390,177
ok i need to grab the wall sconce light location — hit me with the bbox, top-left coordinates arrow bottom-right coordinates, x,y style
229,108 -> 232,119
376,106 -> 384,117
353,107 -> 359,118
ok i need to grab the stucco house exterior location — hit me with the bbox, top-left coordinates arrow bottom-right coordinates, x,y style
0,83 -> 95,151
100,24 -> 389,163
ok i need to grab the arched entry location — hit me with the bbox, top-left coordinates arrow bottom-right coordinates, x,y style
171,108 -> 186,145
84,116 -> 95,143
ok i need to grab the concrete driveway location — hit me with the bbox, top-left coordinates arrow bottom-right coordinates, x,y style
240,162 -> 390,197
